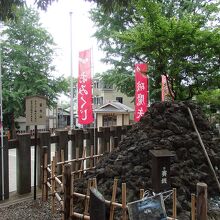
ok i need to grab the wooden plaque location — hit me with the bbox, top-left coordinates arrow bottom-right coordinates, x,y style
26,95 -> 47,126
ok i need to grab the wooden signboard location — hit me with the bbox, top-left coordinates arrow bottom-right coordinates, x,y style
127,194 -> 167,220
26,96 -> 47,126
25,95 -> 47,200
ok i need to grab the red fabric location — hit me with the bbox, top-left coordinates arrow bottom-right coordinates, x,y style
77,49 -> 94,124
134,64 -> 148,122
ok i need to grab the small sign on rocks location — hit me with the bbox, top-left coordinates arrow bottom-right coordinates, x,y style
128,194 -> 167,220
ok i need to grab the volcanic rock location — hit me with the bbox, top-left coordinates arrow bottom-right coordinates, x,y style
74,101 -> 220,219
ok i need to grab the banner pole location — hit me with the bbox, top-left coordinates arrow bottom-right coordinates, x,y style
34,124 -> 37,200
148,76 -> 150,107
70,11 -> 74,129
91,47 -> 96,152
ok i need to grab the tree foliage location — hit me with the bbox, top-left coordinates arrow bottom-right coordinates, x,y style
35,0 -> 131,11
197,89 -> 220,109
0,0 -> 130,21
1,7 -> 68,132
0,0 -> 25,21
91,0 -> 220,101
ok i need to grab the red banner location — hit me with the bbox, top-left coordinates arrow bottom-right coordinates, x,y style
134,64 -> 148,122
78,49 -> 94,124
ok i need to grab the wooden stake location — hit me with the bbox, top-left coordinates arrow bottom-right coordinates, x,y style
90,145 -> 94,169
191,193 -> 196,220
84,179 -> 92,215
75,147 -> 79,179
70,174 -> 73,218
63,164 -> 71,220
109,178 -> 118,220
172,188 -> 177,219
61,150 -> 65,190
122,183 -> 127,220
92,178 -> 97,189
188,107 -> 220,192
51,157 -> 56,214
196,183 -> 207,220
140,189 -> 144,199
42,152 -> 48,201
79,147 -> 86,179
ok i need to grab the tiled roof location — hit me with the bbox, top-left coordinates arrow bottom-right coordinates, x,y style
94,101 -> 134,113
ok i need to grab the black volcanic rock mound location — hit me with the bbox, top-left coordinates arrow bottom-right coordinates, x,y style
74,101 -> 220,219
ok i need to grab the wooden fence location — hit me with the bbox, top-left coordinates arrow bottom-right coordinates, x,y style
42,149 -> 208,220
0,125 -> 132,200
42,149 -> 178,220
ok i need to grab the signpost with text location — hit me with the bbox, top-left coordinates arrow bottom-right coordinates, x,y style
26,95 -> 46,200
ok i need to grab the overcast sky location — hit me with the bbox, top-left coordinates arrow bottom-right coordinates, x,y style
29,0 -> 108,78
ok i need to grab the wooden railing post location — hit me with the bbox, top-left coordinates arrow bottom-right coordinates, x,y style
98,127 -> 104,154
113,137 -> 119,149
63,164 -> 71,220
42,150 -> 48,201
84,130 -> 90,168
172,188 -> 177,219
56,129 -> 69,161
38,131 -> 51,188
90,127 -> 98,155
122,183 -> 127,220
196,182 -> 207,220
191,194 -> 196,220
78,129 -> 84,158
0,136 -> 9,200
104,127 -> 110,152
116,126 -> 122,142
56,129 -> 68,175
70,129 -> 76,171
110,126 -> 116,151
74,129 -> 84,173
17,133 -> 31,194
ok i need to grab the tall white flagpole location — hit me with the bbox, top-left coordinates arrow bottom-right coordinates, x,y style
91,47 -> 96,153
70,12 -> 74,129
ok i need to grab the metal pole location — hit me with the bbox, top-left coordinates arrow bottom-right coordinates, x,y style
70,12 -> 74,129
94,112 -> 96,153
0,23 -> 4,200
148,76 -> 150,107
91,48 -> 96,153
34,125 -> 37,200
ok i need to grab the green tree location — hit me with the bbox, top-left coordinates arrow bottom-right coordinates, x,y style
0,0 -> 130,21
0,0 -> 25,21
1,7 -> 68,136
91,0 -> 220,101
196,89 -> 220,124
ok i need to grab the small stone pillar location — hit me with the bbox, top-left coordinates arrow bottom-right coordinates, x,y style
150,149 -> 175,193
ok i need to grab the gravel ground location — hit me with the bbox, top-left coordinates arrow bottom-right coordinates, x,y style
0,197 -> 220,220
0,199 -> 62,220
